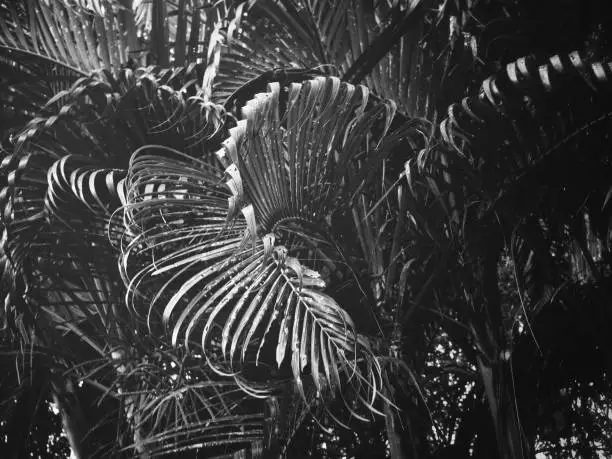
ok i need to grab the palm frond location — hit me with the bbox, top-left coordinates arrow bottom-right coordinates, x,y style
13,64 -> 221,158
0,62 -> 232,455
0,51 -> 81,143
0,1 -> 136,74
120,76 -> 422,418
440,50 -> 612,307
106,345 -> 269,458
214,0 -> 479,118
131,0 -> 249,67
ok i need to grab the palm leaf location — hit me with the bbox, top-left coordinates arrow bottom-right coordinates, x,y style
0,0 -> 137,74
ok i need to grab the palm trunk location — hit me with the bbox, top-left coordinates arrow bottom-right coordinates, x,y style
51,376 -> 120,458
52,379 -> 90,459
476,232 -> 531,459
385,399 -> 405,459
124,392 -> 151,458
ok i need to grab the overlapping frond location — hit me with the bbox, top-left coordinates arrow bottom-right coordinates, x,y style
440,51 -> 612,305
1,62 -> 222,295
219,76 -> 402,227
119,76 -> 428,420
132,0 -> 248,65
1,64 -> 226,343
13,64 -> 223,158
5,1 -> 611,455
214,0 -> 479,118
0,0 -> 246,143
441,51 -> 612,180
0,62 -> 240,454
211,77 -> 397,407
103,345 -> 270,458
0,51 -> 82,143
0,1 -> 136,74
437,51 -> 612,294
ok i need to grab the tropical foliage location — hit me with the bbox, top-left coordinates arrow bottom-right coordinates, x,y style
1,1 -> 611,458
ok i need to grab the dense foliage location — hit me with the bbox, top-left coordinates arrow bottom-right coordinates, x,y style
1,1 -> 611,458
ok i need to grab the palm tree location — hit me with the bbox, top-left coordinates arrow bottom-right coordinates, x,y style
1,1 -> 612,458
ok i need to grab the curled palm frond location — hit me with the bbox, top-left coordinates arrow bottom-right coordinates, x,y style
121,76 -> 421,417
440,51 -> 612,188
0,150 -> 122,352
2,63 -> 222,302
0,63 -> 234,454
218,76 -> 398,229
0,61 -> 225,373
45,155 -> 125,236
0,152 -> 52,270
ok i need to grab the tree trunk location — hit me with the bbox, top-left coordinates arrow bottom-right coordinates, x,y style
52,379 -> 90,459
385,399 -> 405,459
51,377 -> 119,458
